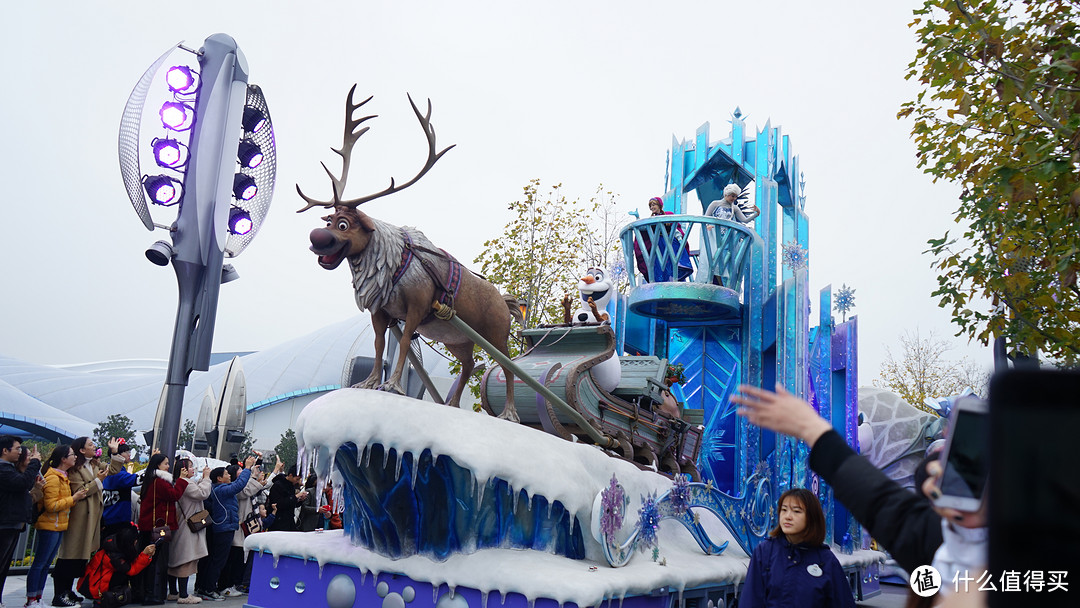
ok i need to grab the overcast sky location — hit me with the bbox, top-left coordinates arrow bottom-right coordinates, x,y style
0,1 -> 991,383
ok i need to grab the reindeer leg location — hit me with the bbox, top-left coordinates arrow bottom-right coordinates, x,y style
378,308 -> 423,395
444,341 -> 475,409
488,330 -> 519,424
357,310 -> 391,389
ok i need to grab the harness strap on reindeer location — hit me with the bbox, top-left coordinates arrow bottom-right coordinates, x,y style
394,230 -> 465,311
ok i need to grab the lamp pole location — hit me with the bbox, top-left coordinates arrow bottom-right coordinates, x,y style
154,34 -> 251,454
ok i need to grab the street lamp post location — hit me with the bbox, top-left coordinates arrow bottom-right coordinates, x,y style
119,34 -> 276,455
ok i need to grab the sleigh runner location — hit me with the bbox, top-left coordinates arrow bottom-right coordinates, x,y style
479,322 -> 703,480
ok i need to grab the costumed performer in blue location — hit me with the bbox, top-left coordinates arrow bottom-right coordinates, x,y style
633,197 -> 693,282
701,184 -> 759,285
739,487 -> 856,608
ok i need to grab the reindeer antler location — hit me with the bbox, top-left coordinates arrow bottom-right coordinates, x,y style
296,85 -> 376,213
296,85 -> 456,213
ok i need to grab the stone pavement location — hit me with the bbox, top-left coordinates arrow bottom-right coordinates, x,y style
2,572 -> 911,607
1,575 -> 248,608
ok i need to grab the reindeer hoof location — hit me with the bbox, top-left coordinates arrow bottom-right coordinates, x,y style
376,382 -> 405,395
497,408 -> 521,424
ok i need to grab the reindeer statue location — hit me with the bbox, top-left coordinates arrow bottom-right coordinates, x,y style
297,85 -> 524,420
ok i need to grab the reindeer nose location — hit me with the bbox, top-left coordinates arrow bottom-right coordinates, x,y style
310,228 -> 335,249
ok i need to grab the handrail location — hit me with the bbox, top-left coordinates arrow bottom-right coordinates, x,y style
619,215 -> 757,288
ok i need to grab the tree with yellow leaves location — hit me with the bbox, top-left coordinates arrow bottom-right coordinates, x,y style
899,0 -> 1080,363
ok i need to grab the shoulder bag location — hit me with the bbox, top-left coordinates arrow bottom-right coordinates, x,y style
151,479 -> 173,543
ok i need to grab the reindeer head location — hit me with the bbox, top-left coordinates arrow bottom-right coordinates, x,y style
296,85 -> 454,271
308,207 -> 377,270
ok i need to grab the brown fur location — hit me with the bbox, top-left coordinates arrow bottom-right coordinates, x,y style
309,206 -> 524,418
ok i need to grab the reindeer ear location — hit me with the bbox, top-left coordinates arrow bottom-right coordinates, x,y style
355,209 -> 377,233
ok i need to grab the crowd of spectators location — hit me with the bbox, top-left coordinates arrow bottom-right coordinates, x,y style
0,436 -> 320,608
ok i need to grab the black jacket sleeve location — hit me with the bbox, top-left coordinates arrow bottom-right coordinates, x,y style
809,429 -> 943,573
268,480 -> 298,513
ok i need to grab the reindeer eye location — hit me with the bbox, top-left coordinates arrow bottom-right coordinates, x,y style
336,219 -> 350,231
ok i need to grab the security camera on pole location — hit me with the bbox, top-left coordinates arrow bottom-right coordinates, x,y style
119,33 -> 277,455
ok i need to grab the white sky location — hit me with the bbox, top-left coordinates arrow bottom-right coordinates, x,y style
0,0 -> 991,383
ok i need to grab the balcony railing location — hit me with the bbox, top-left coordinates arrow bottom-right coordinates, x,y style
620,215 -> 757,290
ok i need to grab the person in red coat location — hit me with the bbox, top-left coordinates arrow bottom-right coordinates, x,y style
137,454 -> 191,605
78,526 -> 156,606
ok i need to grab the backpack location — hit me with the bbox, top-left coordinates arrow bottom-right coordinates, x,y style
30,482 -> 44,525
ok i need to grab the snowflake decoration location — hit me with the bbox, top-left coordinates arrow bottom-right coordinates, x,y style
669,474 -> 691,516
609,258 -> 627,286
599,475 -> 625,538
834,284 -> 856,321
637,492 -> 661,551
780,239 -> 808,270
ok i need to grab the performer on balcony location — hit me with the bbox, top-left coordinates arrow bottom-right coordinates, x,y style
701,184 -> 760,285
634,197 -> 693,282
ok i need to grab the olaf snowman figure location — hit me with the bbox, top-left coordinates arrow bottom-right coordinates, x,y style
572,266 -> 614,324
567,266 -> 622,392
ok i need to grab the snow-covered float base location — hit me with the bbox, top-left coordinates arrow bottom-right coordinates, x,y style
243,389 -> 883,608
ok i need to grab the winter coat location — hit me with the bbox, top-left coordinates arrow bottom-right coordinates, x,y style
58,456 -> 123,561
232,473 -> 269,548
36,468 -> 76,531
137,471 -> 189,532
267,475 -> 301,532
739,535 -> 856,608
0,457 -> 42,527
207,468 -> 252,534
168,476 -> 212,569
78,531 -> 152,600
101,468 -> 142,527
808,430 -> 943,573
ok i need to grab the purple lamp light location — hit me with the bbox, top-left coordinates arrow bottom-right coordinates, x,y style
165,66 -> 198,94
142,175 -> 182,206
160,102 -> 193,131
228,207 -> 253,235
232,174 -> 257,201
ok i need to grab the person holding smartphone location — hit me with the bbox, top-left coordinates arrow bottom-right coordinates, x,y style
733,384 -> 987,606
25,446 -> 91,608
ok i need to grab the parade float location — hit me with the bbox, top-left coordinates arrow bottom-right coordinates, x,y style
241,95 -> 883,607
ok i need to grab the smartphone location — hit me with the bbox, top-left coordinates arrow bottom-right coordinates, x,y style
933,396 -> 989,512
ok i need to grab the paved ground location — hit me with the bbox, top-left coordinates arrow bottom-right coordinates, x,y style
1,575 -> 248,608
3,573 -> 909,607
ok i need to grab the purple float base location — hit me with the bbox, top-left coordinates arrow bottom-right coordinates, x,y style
245,552 -> 673,608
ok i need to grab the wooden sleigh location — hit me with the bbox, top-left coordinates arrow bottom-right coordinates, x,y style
480,323 -> 703,479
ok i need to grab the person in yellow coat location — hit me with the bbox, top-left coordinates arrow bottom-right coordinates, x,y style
51,437 -> 122,607
24,445 -> 91,608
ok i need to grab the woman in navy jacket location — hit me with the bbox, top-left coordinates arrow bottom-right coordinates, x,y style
740,488 -> 856,608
